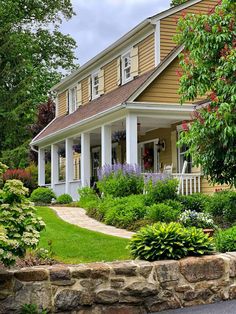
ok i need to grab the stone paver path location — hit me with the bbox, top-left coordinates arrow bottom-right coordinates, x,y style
51,207 -> 135,239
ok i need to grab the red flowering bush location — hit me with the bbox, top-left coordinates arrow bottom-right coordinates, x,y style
2,169 -> 37,193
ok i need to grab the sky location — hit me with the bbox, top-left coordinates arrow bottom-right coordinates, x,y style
61,0 -> 171,66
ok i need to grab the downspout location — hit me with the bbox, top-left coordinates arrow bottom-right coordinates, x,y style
30,145 -> 38,154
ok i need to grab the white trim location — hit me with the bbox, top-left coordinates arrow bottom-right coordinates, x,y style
127,45 -> 184,101
125,102 -> 194,112
68,85 -> 77,114
155,20 -> 161,66
91,71 -> 100,100
121,50 -> 132,85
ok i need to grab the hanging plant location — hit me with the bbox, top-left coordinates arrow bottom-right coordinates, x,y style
112,130 -> 126,143
58,147 -> 65,158
73,144 -> 81,153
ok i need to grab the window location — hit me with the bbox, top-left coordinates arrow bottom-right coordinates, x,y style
68,86 -> 77,114
92,72 -> 99,99
122,52 -> 131,84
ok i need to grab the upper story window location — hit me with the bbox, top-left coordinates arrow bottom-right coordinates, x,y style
68,86 -> 77,114
92,72 -> 99,99
122,52 -> 131,84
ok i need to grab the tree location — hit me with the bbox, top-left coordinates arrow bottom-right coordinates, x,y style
0,0 -> 77,167
171,0 -> 188,7
176,0 -> 236,187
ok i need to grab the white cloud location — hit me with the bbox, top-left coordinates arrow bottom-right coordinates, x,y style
61,0 -> 170,65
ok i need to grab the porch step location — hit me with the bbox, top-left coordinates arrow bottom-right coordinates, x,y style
51,207 -> 135,239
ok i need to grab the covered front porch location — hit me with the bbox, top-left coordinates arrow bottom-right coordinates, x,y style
37,104 -> 201,200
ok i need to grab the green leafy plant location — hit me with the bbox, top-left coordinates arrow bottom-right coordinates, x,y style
20,303 -> 48,314
129,222 -> 214,261
0,177 -> 45,266
57,193 -> 73,204
30,187 -> 56,204
145,178 -> 178,205
179,210 -> 216,229
214,226 -> 236,253
178,193 -> 209,212
206,190 -> 236,227
78,187 -> 98,207
146,203 -> 181,223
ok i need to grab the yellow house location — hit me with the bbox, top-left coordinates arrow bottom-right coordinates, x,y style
31,0 -> 222,200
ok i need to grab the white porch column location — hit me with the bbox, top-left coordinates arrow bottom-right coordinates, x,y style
51,144 -> 59,190
38,148 -> 45,186
101,125 -> 112,166
65,138 -> 74,194
126,113 -> 138,164
81,133 -> 91,187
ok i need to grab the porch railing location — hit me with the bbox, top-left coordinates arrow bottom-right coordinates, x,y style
172,173 -> 201,195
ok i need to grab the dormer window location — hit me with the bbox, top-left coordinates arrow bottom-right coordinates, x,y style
68,86 -> 77,114
92,72 -> 99,99
122,52 -> 131,84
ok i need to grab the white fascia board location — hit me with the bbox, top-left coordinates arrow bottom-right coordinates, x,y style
127,45 -> 184,102
125,102 -> 194,113
150,0 -> 202,23
155,20 -> 161,66
52,19 -> 152,93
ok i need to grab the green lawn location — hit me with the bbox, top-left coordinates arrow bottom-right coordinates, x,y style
37,207 -> 130,264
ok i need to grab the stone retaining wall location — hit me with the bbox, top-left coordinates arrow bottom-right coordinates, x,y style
1,253 -> 236,313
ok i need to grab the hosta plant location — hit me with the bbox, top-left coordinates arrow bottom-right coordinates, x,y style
129,222 -> 214,261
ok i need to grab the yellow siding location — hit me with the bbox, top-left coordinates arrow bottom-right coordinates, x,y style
201,179 -> 230,195
160,0 -> 219,60
136,33 -> 155,75
103,58 -> 118,93
57,91 -> 67,117
81,76 -> 90,105
137,57 -> 184,103
139,128 -> 172,171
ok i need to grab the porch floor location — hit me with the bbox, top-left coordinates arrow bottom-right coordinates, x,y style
51,207 -> 135,239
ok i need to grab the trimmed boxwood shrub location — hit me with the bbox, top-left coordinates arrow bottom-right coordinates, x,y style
57,193 -> 73,204
145,179 -> 178,205
129,222 -> 214,261
146,203 -> 181,223
30,187 -> 56,204
214,226 -> 236,253
178,193 -> 209,212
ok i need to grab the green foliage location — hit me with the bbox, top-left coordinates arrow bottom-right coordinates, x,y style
0,179 -> 45,266
163,199 -> 184,212
176,1 -> 236,187
206,190 -> 236,227
78,187 -> 98,207
179,210 -> 216,229
30,187 -> 56,204
171,0 -> 188,7
104,195 -> 146,229
146,203 -> 181,223
145,179 -> 178,205
129,222 -> 214,261
56,194 -> 73,204
214,226 -> 236,253
178,193 -> 209,212
20,304 -> 47,314
0,0 -> 77,167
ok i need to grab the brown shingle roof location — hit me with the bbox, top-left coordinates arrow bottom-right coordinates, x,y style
32,69 -> 155,143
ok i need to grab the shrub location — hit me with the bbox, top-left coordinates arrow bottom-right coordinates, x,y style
2,168 -> 37,193
206,190 -> 236,226
129,222 -> 214,261
146,203 -> 181,223
145,178 -> 178,205
104,195 -> 146,229
179,210 -> 216,229
57,193 -> 73,204
97,163 -> 144,197
214,226 -> 236,253
78,187 -> 98,208
178,193 -> 209,212
163,199 -> 184,212
30,187 -> 56,204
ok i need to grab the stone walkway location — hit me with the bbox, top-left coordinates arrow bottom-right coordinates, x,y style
51,206 -> 135,239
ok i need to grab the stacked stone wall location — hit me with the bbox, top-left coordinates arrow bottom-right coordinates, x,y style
1,253 -> 236,313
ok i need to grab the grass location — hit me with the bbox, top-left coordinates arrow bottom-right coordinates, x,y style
37,207 -> 130,264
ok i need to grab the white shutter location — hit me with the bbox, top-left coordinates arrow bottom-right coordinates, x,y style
98,69 -> 104,95
171,130 -> 178,172
66,90 -> 69,114
117,57 -> 121,86
76,83 -> 82,107
88,76 -> 92,101
130,46 -> 139,78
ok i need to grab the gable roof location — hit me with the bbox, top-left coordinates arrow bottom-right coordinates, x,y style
52,0 -> 203,93
31,46 -> 182,146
